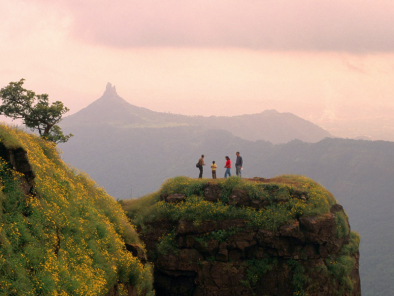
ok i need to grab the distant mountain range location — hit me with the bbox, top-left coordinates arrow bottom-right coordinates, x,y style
62,83 -> 331,144
59,84 -> 393,296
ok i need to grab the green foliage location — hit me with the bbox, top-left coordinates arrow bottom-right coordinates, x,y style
157,229 -> 178,256
194,227 -> 243,247
0,124 -> 153,295
241,257 -> 277,287
340,232 -> 360,255
287,260 -> 311,296
218,176 -> 243,202
126,176 -> 338,232
325,232 -> 360,296
123,192 -> 161,226
326,255 -> 355,295
133,195 -> 288,230
160,176 -> 208,197
206,228 -> 241,242
0,79 -> 73,143
335,211 -> 350,238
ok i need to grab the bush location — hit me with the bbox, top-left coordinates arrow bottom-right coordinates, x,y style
242,257 -> 277,287
127,175 -> 340,232
325,231 -> 360,295
0,124 -> 153,296
335,211 -> 350,238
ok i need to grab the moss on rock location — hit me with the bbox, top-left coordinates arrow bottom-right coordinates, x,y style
124,175 -> 360,296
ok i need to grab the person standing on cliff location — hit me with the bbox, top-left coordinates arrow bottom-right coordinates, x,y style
211,161 -> 217,179
224,156 -> 231,178
235,151 -> 243,178
197,155 -> 205,178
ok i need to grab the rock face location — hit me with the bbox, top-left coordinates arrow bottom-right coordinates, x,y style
0,142 -> 35,195
138,183 -> 361,296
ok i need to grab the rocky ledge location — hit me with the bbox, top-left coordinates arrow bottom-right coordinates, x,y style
137,181 -> 361,296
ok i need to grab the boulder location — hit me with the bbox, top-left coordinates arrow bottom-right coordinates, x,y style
228,189 -> 249,207
203,182 -> 221,202
166,193 -> 186,203
299,213 -> 336,244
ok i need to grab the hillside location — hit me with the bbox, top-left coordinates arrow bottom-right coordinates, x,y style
60,83 -> 331,144
123,176 -> 361,296
0,125 -> 154,295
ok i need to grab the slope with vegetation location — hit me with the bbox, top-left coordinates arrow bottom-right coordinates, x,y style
123,176 -> 360,296
0,124 -> 153,296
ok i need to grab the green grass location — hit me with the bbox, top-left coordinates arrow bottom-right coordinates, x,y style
0,124 -> 154,296
193,227 -> 244,248
340,232 -> 360,255
241,257 -> 277,288
325,231 -> 360,295
335,211 -> 351,238
124,175 -> 340,232
157,229 -> 178,256
287,260 -> 311,296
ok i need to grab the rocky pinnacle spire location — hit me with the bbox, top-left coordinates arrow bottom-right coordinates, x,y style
103,82 -> 118,98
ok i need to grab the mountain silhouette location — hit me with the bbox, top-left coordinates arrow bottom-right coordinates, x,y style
61,83 -> 331,144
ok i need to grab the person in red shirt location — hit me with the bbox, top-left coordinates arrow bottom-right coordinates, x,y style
224,156 -> 231,178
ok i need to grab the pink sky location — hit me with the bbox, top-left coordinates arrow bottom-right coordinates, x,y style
1,0 -> 394,139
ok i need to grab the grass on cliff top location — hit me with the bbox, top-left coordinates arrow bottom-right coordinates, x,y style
123,175 -> 338,231
0,124 -> 153,296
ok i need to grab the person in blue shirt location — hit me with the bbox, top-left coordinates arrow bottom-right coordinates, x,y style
235,151 -> 243,177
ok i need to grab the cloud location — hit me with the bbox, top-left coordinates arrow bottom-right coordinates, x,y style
31,0 -> 394,52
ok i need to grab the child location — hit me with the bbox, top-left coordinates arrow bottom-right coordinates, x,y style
211,161 -> 217,179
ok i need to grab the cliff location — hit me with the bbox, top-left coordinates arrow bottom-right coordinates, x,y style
124,176 -> 361,296
0,125 -> 154,296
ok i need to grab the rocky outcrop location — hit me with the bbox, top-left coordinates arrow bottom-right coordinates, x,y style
0,142 -> 35,195
138,183 -> 361,296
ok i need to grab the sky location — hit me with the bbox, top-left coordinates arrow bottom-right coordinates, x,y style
1,0 -> 394,139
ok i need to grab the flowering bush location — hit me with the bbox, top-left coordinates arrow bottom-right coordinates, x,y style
0,124 -> 153,296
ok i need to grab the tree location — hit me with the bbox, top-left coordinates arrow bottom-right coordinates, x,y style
0,79 -> 73,143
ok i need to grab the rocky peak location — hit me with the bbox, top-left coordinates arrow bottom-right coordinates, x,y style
103,82 -> 118,98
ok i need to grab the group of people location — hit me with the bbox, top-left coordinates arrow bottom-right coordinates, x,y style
197,152 -> 243,179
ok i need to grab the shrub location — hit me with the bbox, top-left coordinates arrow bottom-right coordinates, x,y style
128,174 -> 340,232
335,211 -> 350,238
242,257 -> 277,287
0,124 -> 153,295
287,260 -> 311,296
325,232 -> 360,295
157,229 -> 178,256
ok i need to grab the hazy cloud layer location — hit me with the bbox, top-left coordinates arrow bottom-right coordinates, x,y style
35,0 -> 394,52
2,0 -> 394,140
